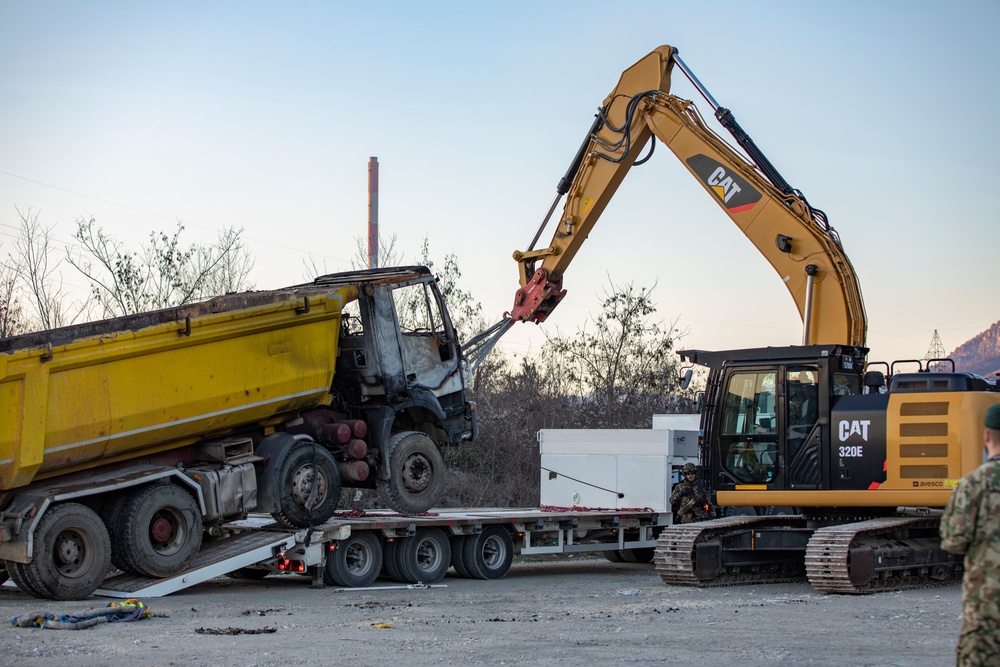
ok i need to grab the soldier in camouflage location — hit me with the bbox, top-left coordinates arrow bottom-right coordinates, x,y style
940,402 -> 1000,667
670,463 -> 710,523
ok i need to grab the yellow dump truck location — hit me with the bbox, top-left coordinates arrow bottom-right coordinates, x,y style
0,266 -> 476,599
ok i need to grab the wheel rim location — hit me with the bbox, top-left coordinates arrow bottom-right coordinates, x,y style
53,527 -> 95,580
346,540 -> 374,576
415,537 -> 444,573
401,452 -> 432,493
148,508 -> 187,556
291,464 -> 328,509
482,535 -> 507,569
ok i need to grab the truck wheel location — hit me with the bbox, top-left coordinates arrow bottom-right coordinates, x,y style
620,548 -> 655,563
603,550 -> 626,563
383,539 -> 405,582
7,560 -> 46,598
0,560 -> 7,585
377,431 -> 445,514
450,535 -> 471,577
462,525 -> 514,580
114,483 -> 203,578
324,531 -> 382,588
22,503 -> 112,600
100,493 -> 130,572
272,441 -> 342,529
396,528 -> 451,584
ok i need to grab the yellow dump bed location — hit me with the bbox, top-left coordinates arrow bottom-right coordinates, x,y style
0,283 -> 357,491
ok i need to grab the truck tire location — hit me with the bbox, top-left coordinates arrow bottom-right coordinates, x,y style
272,441 -> 342,529
396,527 -> 450,584
21,503 -> 112,600
450,535 -> 471,577
620,548 -> 655,563
7,560 -> 46,598
100,493 -> 130,572
383,539 -> 405,582
377,431 -> 445,514
113,483 -> 203,578
462,525 -> 514,580
603,550 -> 626,563
324,530 -> 382,588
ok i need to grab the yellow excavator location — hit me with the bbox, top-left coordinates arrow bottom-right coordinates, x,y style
464,45 -> 999,593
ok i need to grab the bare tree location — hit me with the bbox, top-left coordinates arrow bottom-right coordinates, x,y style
0,257 -> 25,337
188,226 -> 255,297
349,232 -> 402,271
13,206 -> 78,330
68,218 -> 254,318
302,232 -> 404,282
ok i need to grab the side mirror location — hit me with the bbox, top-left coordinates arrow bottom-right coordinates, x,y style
680,368 -> 694,390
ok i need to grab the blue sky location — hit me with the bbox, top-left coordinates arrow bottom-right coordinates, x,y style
2,1 -> 998,366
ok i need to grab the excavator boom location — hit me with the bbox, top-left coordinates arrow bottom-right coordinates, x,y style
510,46 -> 867,348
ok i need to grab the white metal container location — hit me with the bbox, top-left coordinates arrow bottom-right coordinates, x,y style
538,422 -> 699,512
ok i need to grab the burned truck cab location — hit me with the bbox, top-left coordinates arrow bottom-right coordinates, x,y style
317,266 -> 477,512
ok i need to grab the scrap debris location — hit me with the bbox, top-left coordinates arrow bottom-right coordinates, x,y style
11,598 -> 152,630
195,626 -> 277,635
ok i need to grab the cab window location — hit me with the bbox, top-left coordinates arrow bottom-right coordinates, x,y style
719,370 -> 778,484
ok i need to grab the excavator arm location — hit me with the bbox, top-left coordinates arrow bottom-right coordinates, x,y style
509,45 -> 867,348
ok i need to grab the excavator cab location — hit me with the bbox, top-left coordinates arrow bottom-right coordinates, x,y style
683,345 -> 868,496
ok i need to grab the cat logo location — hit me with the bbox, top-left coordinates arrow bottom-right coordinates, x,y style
707,167 -> 742,203
838,419 -> 871,442
685,154 -> 762,213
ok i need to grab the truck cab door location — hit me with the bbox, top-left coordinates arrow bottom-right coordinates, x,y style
389,279 -> 463,398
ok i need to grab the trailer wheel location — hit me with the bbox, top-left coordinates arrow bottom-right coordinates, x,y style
462,525 -> 514,580
620,548 -> 655,563
21,503 -> 111,600
377,431 -> 445,514
383,539 -> 405,582
272,441 -> 342,529
449,535 -> 471,577
226,567 -> 270,580
603,550 -> 626,563
114,483 -> 203,578
396,528 -> 451,584
324,531 -> 382,588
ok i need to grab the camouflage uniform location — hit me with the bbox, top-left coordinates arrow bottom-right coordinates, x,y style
940,455 -> 1000,667
670,464 -> 710,524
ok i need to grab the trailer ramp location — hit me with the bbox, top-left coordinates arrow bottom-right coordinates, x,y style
95,530 -> 299,598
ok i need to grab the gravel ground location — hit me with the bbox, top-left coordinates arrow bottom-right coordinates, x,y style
0,556 -> 961,667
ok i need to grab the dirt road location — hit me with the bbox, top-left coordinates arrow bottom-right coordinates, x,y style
0,557 -> 961,666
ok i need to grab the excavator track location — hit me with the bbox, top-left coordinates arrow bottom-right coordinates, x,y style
805,516 -> 962,594
654,515 -> 810,587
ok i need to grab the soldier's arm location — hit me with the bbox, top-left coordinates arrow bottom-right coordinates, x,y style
669,484 -> 683,505
939,476 -> 979,555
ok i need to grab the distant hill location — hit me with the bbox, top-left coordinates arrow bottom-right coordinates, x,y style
947,320 -> 1000,379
